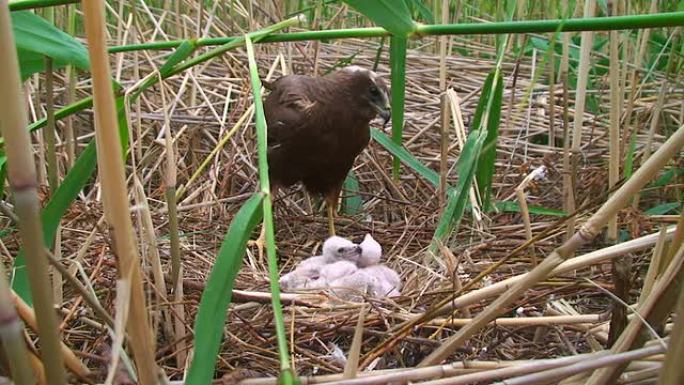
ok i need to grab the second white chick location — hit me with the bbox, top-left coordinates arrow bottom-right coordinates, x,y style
328,264 -> 401,300
308,260 -> 359,289
357,233 -> 382,268
279,236 -> 361,291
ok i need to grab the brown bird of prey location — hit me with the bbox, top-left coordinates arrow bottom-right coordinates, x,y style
260,65 -> 390,238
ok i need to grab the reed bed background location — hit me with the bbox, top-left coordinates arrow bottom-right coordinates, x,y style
0,0 -> 683,384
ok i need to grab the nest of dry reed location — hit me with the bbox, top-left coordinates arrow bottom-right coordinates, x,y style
3,35 -> 680,383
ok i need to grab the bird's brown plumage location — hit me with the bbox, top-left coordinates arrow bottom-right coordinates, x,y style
263,66 -> 390,233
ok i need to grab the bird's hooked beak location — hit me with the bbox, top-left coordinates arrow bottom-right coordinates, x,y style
371,99 -> 391,127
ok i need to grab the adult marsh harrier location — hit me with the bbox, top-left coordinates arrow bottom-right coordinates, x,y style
260,65 -> 390,238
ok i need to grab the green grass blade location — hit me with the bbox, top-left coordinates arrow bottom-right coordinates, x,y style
185,193 -> 263,385
432,129 -> 487,246
371,128 -> 439,187
403,0 -> 435,24
11,10 -> 89,80
475,71 -> 504,211
244,34 -> 293,382
342,170 -> 363,216
494,201 -> 567,216
389,36 -> 407,179
342,0 -> 416,36
645,202 -> 681,215
623,129 -> 638,179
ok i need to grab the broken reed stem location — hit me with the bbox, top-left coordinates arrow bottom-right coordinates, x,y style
0,2 -> 66,384
0,262 -> 35,385
81,2 -> 158,385
418,126 -> 684,366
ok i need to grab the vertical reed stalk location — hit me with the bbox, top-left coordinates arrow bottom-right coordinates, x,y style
606,0 -> 621,243
558,6 -> 573,241
0,2 -> 66,384
64,3 -> 77,167
245,34 -> 293,380
390,36 -> 407,180
81,2 -> 158,384
657,251 -> 684,384
44,57 -> 63,306
159,80 -> 186,368
620,1 -> 657,171
439,93 -> 449,207
566,0 -> 595,244
0,262 -> 34,385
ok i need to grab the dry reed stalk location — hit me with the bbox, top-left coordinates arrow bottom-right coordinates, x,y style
342,306 -> 367,379
515,165 -> 547,244
438,0 -> 449,91
438,93 -> 449,207
638,225 -> 668,306
132,179 -> 173,339
158,77 -> 186,368
0,2 -> 66,384
419,126 -> 684,366
103,280 -> 130,385
0,263 -> 34,385
657,257 -> 684,384
620,1 -> 658,170
64,5 -> 77,167
44,56 -> 64,307
606,0 -> 621,242
565,0 -> 596,246
81,2 -> 158,384
420,313 -> 603,327
502,343 -> 665,385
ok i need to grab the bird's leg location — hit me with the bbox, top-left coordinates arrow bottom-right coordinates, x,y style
248,185 -> 279,259
325,188 -> 341,236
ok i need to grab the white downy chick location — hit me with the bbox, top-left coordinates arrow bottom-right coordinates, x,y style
308,260 -> 358,289
279,236 -> 361,291
357,233 -> 382,268
328,264 -> 401,300
362,265 -> 401,297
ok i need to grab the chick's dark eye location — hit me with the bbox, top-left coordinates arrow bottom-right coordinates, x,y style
369,85 -> 379,95
337,248 -> 344,253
